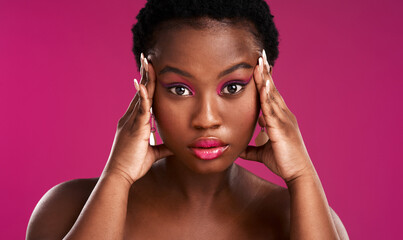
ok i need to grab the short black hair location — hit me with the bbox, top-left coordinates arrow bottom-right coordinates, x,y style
131,0 -> 279,70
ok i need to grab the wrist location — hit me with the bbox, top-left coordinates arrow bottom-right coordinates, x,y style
101,168 -> 138,186
284,165 -> 317,187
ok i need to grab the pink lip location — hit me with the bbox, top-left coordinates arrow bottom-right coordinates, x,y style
189,146 -> 229,160
188,138 -> 229,160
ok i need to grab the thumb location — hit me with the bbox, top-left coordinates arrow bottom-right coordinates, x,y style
258,115 -> 266,128
239,145 -> 262,163
152,144 -> 174,161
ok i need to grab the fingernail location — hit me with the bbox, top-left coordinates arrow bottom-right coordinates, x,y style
266,80 -> 270,94
140,57 -> 144,72
258,57 -> 263,72
262,49 -> 267,62
144,58 -> 149,72
134,78 -> 139,91
140,53 -> 145,72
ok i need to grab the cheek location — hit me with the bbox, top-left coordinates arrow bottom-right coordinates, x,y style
152,85 -> 188,147
233,87 -> 259,124
225,87 -> 260,145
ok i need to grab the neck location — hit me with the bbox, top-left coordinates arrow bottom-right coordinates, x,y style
155,156 -> 240,204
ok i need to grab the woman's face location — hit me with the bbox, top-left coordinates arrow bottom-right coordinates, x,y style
150,20 -> 261,174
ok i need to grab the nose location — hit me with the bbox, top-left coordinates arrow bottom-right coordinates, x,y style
191,95 -> 222,130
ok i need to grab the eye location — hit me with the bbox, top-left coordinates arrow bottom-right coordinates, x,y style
168,85 -> 193,96
221,83 -> 245,95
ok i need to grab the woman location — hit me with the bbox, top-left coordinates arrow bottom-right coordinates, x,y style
27,0 -> 349,239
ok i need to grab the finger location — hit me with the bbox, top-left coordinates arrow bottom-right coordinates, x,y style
263,73 -> 297,127
152,144 -> 174,161
258,115 -> 266,128
128,83 -> 151,129
261,50 -> 289,111
239,145 -> 263,163
253,57 -> 265,92
260,80 -> 288,128
254,57 -> 286,128
145,58 -> 156,107
127,53 -> 147,121
139,84 -> 151,121
262,49 -> 272,75
266,73 -> 288,110
139,53 -> 149,86
125,52 -> 146,119
118,78 -> 141,127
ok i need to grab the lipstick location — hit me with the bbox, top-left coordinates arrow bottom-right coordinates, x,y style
188,138 -> 229,160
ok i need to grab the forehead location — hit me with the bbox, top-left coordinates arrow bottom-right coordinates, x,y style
151,19 -> 261,67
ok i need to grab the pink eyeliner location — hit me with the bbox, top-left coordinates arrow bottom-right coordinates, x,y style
159,78 -> 195,95
216,74 -> 253,94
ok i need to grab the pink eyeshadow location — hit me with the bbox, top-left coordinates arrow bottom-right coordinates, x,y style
216,74 -> 253,94
159,74 -> 253,95
159,77 -> 195,94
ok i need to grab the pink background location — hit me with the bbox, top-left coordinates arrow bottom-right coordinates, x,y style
1,0 -> 402,239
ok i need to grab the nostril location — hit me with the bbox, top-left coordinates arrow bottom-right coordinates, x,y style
194,124 -> 220,130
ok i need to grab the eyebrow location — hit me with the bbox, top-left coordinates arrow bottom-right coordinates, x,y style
158,62 -> 253,79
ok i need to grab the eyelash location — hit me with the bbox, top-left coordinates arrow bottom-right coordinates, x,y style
167,82 -> 246,96
221,82 -> 246,95
167,84 -> 194,96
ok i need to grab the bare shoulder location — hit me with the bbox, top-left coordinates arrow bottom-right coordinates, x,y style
237,165 -> 349,240
236,165 -> 291,239
329,206 -> 350,240
26,178 -> 99,240
257,180 -> 291,239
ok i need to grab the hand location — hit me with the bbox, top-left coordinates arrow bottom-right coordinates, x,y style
102,53 -> 173,184
240,50 -> 315,183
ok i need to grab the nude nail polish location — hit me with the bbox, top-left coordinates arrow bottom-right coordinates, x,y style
259,57 -> 264,73
144,58 -> 149,72
134,78 -> 139,91
262,49 -> 267,63
262,49 -> 271,72
140,55 -> 144,73
266,80 -> 270,94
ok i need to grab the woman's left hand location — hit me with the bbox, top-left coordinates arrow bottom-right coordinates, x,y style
239,50 -> 315,183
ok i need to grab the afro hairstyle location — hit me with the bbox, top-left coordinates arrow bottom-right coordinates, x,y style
131,0 -> 279,70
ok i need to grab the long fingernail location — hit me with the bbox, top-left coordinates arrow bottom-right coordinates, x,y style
266,80 -> 270,94
144,58 -> 149,72
140,55 -> 144,72
262,49 -> 271,72
134,78 -> 139,91
258,57 -> 263,73
262,49 -> 267,63
141,53 -> 145,72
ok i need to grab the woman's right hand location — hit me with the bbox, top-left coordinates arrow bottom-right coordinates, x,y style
102,53 -> 173,184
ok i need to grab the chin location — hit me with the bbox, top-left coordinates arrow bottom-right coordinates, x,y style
182,155 -> 236,175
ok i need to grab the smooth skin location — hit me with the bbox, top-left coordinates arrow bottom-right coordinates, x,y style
27,20 -> 349,240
